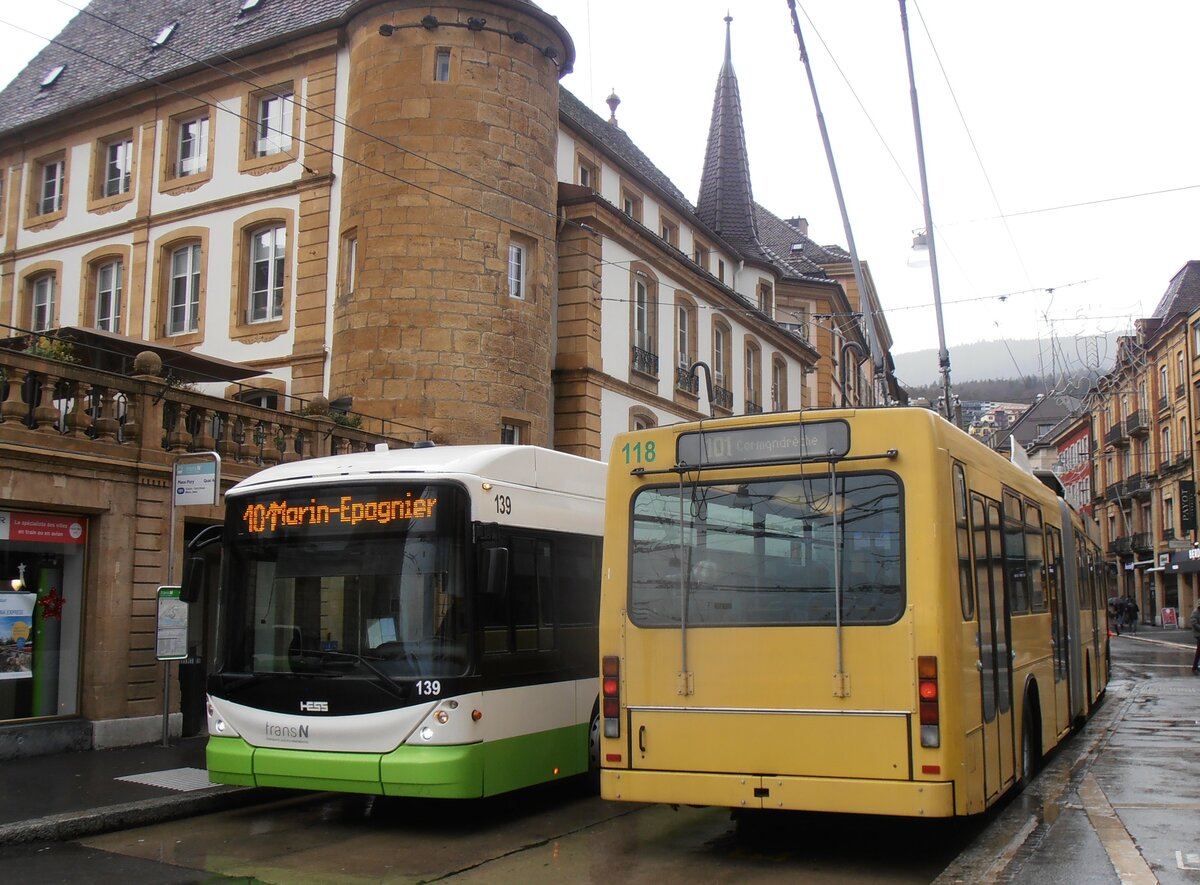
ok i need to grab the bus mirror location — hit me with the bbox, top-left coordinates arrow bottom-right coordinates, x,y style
180,556 -> 205,603
484,547 -> 509,596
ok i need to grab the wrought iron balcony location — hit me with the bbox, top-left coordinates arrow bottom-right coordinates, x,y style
675,365 -> 698,395
631,344 -> 659,377
1125,473 -> 1151,499
1104,424 -> 1127,448
745,399 -> 762,415
1132,532 -> 1153,550
1104,481 -> 1123,502
1157,395 -> 1169,413
713,384 -> 733,411
1177,383 -> 1187,400
1110,535 -> 1133,555
1125,409 -> 1148,436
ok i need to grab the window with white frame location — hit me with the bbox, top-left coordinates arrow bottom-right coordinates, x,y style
30,274 -> 55,331
507,241 -> 526,299
176,114 -> 209,176
500,421 -> 522,445
248,224 -> 286,322
102,136 -> 133,197
254,91 -> 293,156
434,48 -> 451,82
1162,426 -> 1172,466
339,229 -> 357,297
677,304 -> 690,369
713,324 -> 727,387
95,260 -> 123,332
771,358 -> 786,411
167,243 -> 202,335
37,158 -> 64,215
633,275 -> 652,352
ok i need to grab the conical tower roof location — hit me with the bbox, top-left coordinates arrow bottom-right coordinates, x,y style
696,15 -> 765,260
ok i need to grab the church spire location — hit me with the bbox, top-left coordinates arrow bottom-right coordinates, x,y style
696,13 -> 761,255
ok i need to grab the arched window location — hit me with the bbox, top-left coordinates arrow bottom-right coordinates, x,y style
629,267 -> 659,378
248,224 -> 286,323
711,320 -> 732,411
744,339 -> 762,413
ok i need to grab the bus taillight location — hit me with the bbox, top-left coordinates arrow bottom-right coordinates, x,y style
918,655 -> 940,748
602,655 -> 620,738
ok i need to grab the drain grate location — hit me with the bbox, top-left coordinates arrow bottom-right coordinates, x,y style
115,767 -> 214,791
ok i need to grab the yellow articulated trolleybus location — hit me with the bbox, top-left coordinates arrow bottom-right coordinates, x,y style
193,444 -> 605,798
599,408 -> 1110,817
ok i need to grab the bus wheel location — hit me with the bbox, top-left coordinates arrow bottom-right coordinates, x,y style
1019,703 -> 1038,789
587,702 -> 601,782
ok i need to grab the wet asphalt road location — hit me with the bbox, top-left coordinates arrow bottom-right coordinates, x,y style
1,634 -> 1194,883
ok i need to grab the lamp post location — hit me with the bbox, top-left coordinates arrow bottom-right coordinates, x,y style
899,0 -> 953,422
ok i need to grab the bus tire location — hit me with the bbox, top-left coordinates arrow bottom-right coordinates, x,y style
587,700 -> 601,787
1018,699 -> 1040,789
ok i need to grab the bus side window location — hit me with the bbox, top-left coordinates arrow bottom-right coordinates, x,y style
952,463 -> 973,620
479,547 -> 512,654
1026,504 -> 1047,612
511,537 -> 554,652
1002,491 -> 1029,614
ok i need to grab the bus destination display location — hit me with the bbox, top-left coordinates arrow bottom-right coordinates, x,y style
676,420 -> 850,468
240,492 -> 438,535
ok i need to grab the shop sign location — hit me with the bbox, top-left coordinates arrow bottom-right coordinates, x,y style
0,511 -> 86,545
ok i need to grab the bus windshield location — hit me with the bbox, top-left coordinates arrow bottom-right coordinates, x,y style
629,472 -> 903,626
219,482 -> 470,679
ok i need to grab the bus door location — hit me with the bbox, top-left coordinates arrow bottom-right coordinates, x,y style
1046,525 -> 1071,733
971,496 -> 1016,800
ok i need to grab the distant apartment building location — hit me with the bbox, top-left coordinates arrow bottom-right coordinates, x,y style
1090,261 -> 1200,623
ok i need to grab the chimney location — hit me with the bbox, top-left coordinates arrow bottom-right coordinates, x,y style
784,216 -> 809,236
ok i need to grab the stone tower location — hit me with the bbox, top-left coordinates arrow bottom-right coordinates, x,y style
335,1 -> 574,444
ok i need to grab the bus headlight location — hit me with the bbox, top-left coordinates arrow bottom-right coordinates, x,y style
420,727 -> 434,741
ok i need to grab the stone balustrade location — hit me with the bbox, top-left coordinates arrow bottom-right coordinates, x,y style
0,348 -> 413,475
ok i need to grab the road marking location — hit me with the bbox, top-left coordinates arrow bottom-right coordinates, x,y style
969,815 -> 1039,884
115,767 -> 214,791
1078,773 -> 1157,884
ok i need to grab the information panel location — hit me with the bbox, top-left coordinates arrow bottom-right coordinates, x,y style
155,585 -> 189,661
676,420 -> 850,468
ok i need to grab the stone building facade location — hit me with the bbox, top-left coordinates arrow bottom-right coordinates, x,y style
0,0 -> 901,751
1090,261 -> 1200,624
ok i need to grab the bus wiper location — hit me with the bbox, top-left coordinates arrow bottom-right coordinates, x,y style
298,648 -> 407,699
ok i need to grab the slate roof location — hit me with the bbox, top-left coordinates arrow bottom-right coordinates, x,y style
1149,260 -> 1200,325
557,88 -> 694,213
0,0 -> 571,139
694,19 -> 768,263
753,203 -> 843,282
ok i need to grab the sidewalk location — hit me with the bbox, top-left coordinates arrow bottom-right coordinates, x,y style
0,734 -> 280,845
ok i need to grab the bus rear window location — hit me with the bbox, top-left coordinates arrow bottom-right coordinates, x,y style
628,473 -> 903,627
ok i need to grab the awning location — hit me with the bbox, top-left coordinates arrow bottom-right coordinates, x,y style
1164,549 -> 1200,574
1,327 -> 267,384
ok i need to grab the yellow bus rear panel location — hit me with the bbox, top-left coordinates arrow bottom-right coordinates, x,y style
602,769 -> 955,817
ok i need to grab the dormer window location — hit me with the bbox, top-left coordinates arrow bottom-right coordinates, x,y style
152,23 -> 177,48
239,0 -> 262,11
40,65 -> 65,88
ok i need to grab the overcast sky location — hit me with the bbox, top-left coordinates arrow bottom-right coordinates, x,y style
5,1 -> 1200,382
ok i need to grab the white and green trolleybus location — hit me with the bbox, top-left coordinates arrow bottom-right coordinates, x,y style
196,444 -> 605,798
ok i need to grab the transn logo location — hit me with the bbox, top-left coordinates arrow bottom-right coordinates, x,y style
299,701 -> 329,712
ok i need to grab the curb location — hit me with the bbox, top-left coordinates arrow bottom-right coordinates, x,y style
0,786 -> 281,846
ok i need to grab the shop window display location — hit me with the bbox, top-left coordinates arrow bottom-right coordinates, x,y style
0,511 -> 86,721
